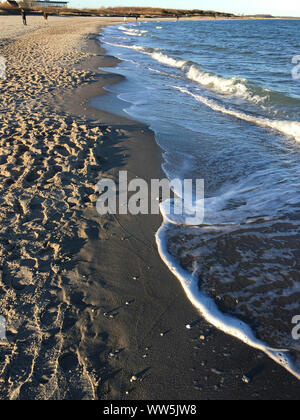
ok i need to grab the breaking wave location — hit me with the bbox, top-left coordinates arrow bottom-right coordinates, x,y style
173,86 -> 300,142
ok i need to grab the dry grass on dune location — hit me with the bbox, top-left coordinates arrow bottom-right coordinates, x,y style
0,3 -> 235,18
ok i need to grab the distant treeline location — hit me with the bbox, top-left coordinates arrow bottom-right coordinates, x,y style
0,3 -> 236,18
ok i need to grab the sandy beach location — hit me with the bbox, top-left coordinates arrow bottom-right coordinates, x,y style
0,15 -> 300,400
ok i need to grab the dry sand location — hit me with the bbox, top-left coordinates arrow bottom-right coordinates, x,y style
0,15 -> 300,400
0,15 -> 126,400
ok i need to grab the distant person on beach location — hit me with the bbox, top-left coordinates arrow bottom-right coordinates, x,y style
21,9 -> 27,26
43,12 -> 48,24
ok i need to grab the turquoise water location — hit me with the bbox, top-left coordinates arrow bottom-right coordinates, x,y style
100,20 -> 300,377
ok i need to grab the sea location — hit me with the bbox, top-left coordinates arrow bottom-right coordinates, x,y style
98,19 -> 300,379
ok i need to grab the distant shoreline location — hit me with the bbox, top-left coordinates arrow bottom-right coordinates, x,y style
0,5 -> 299,20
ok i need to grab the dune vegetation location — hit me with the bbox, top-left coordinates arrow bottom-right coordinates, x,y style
0,2 -> 236,18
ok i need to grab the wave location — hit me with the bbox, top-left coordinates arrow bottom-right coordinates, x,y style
103,40 -> 278,106
150,51 -> 255,96
102,22 -> 300,383
147,51 -> 280,106
173,86 -> 300,142
102,36 -> 300,143
102,25 -> 300,381
118,25 -> 148,37
186,65 -> 264,103
150,51 -> 188,69
157,172 -> 300,380
156,216 -> 300,381
157,171 -> 300,380
102,40 -> 146,52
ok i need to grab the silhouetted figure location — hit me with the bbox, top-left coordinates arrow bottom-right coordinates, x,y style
21,9 -> 27,26
43,12 -> 48,24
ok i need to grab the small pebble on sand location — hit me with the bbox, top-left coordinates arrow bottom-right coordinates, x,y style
211,368 -> 223,375
242,375 -> 251,384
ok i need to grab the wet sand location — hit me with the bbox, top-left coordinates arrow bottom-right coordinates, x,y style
0,15 -> 299,400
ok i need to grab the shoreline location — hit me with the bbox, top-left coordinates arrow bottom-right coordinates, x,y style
0,16 -> 299,399
64,26 -> 300,398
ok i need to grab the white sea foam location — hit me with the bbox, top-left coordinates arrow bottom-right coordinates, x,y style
102,40 -> 145,52
156,155 -> 300,379
156,215 -> 300,380
144,50 -> 266,104
173,86 -> 300,142
150,51 -> 188,69
104,39 -> 269,105
185,65 -> 264,103
118,26 -> 148,37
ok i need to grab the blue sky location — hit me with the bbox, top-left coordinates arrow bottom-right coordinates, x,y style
68,0 -> 300,17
